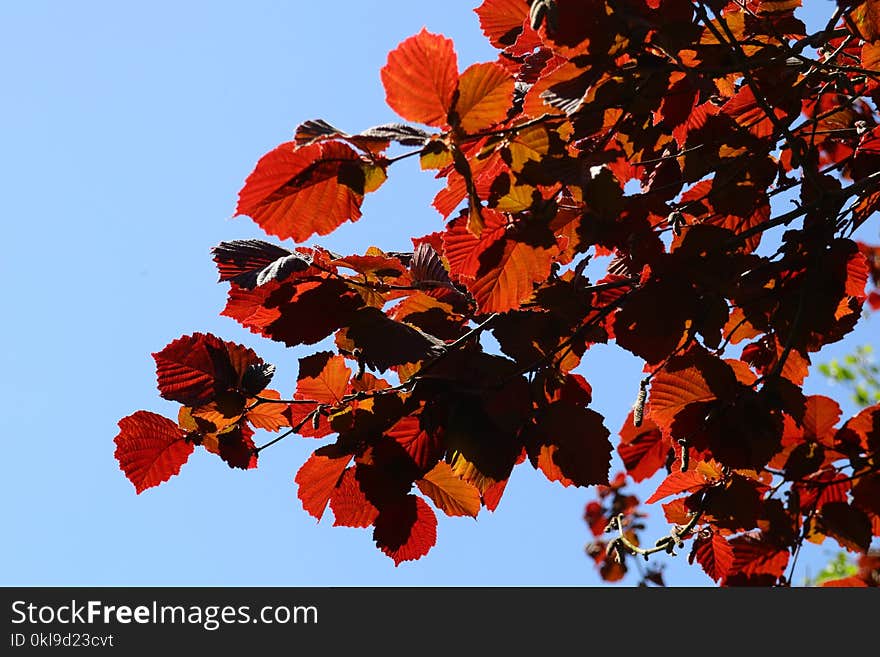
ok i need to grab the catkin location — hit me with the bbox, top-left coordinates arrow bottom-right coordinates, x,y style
633,379 -> 648,428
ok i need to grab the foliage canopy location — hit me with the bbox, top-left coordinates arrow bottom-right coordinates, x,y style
115,0 -> 880,585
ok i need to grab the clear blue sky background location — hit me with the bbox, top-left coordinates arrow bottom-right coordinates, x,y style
1,1 -> 874,587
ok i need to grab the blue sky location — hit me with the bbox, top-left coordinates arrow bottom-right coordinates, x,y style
1,1 -> 874,587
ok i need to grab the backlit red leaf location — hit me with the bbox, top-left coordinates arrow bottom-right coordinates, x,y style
386,414 -> 443,472
373,495 -> 438,565
467,235 -> 558,313
645,470 -> 712,504
294,445 -> 352,521
200,422 -> 258,470
474,0 -> 529,48
295,352 -> 351,405
114,411 -> 193,494
725,535 -> 789,584
235,141 -> 382,243
617,411 -> 670,483
852,0 -> 880,42
801,395 -> 841,441
691,533 -> 734,582
153,333 -> 266,407
381,29 -> 458,128
648,358 -> 718,431
442,209 -> 507,280
330,467 -> 379,528
821,577 -> 869,588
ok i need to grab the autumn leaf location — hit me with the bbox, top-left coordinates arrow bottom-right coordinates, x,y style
235,141 -> 385,243
245,389 -> 290,432
466,233 -> 558,313
690,533 -> 734,582
114,411 -> 194,494
381,29 -> 459,128
373,495 -> 438,565
453,62 -> 515,133
330,468 -> 379,528
295,445 -> 352,521
645,470 -> 713,504
416,461 -> 482,517
153,333 -> 271,407
475,0 -> 530,48
526,401 -> 612,487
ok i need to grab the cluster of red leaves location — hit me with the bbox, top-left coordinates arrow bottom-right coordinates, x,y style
117,0 -> 880,578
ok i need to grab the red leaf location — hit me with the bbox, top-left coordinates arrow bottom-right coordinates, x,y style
819,502 -> 872,553
230,278 -> 364,348
725,535 -> 789,584
482,477 -> 509,512
802,395 -> 841,441
442,209 -> 507,280
617,411 -> 670,483
330,468 -> 379,528
295,352 -> 351,405
454,62 -> 515,133
381,29 -> 459,128
199,422 -> 258,470
235,141 -> 383,243
822,577 -> 870,587
373,495 -> 438,565
289,353 -> 352,439
474,0 -> 529,49
417,461 -> 482,518
645,470 -> 711,504
386,414 -> 443,471
467,234 -> 558,313
114,411 -> 193,494
152,333 -> 265,407
691,533 -> 734,582
648,357 -> 719,431
294,445 -> 352,521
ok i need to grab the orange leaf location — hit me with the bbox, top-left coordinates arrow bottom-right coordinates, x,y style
246,389 -> 290,432
442,209 -> 507,281
852,0 -> 880,42
454,62 -> 515,133
114,411 -> 193,494
474,0 -> 529,48
294,445 -> 352,521
381,29 -> 459,128
235,141 -> 380,243
649,364 -> 716,431
416,461 -> 482,518
801,395 -> 841,441
468,236 -> 557,313
295,352 -> 351,405
373,495 -> 438,565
